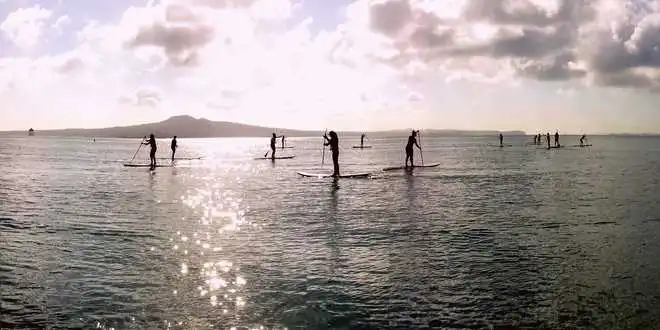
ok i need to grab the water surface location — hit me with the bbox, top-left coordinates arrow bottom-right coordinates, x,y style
2,135 -> 660,329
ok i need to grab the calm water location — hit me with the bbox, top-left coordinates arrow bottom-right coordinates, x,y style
2,135 -> 660,329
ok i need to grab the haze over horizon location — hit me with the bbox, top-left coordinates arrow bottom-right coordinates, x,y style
2,0 -> 660,134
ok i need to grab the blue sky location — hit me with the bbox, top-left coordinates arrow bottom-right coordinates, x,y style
1,0 -> 660,134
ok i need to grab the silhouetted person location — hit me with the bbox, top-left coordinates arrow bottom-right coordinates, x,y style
533,135 -> 537,145
143,133 -> 157,169
270,133 -> 283,160
499,133 -> 503,147
405,130 -> 422,168
170,136 -> 178,162
281,135 -> 285,149
580,134 -> 586,146
361,133 -> 366,147
324,131 -> 340,177
554,131 -> 560,147
546,133 -> 551,149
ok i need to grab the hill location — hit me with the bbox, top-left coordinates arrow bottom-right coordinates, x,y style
0,115 -> 526,138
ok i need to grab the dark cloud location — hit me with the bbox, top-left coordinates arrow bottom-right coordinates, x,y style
369,0 -> 412,37
515,52 -> 586,80
464,0 -> 595,27
445,25 -> 574,59
127,21 -> 214,67
358,0 -> 660,91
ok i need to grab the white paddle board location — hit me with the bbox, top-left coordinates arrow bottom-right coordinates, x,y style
296,171 -> 371,178
382,163 -> 441,171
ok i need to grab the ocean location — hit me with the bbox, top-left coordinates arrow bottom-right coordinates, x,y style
1,135 -> 660,329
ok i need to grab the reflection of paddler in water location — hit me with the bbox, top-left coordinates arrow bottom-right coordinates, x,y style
143,133 -> 157,169
323,131 -> 340,177
405,130 -> 422,168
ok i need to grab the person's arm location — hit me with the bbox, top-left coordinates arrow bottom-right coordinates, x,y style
323,135 -> 330,145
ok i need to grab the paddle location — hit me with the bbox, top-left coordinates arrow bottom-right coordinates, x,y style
417,130 -> 424,166
130,136 -> 146,162
321,129 -> 327,166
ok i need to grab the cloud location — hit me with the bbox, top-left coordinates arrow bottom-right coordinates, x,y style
1,5 -> 52,49
52,15 -> 71,34
119,86 -> 163,108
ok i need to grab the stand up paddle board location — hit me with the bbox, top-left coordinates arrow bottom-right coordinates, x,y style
280,146 -> 294,149
382,163 -> 441,171
571,144 -> 592,147
157,157 -> 203,160
123,164 -> 174,167
296,171 -> 371,178
352,146 -> 372,149
547,145 -> 564,149
254,156 -> 296,160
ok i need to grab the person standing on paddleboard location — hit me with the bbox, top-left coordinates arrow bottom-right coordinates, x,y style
170,136 -> 178,162
324,131 -> 340,177
499,133 -> 503,147
546,132 -> 551,149
143,133 -> 157,169
554,131 -> 560,147
579,134 -> 586,146
281,135 -> 286,149
270,133 -> 283,160
405,130 -> 422,168
360,133 -> 366,148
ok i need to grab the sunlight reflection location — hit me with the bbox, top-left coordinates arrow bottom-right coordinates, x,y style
174,171 -> 258,317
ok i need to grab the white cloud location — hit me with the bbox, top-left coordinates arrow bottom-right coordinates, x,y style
1,5 -> 52,49
52,14 -> 71,34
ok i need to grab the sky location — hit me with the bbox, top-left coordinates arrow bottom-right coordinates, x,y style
1,0 -> 660,134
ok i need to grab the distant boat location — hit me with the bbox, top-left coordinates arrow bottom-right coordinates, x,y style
28,128 -> 34,136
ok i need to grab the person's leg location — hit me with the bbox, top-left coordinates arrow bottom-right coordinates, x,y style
333,152 -> 339,176
271,146 -> 276,160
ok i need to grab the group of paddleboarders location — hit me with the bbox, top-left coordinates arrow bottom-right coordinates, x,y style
140,134 -> 178,169
528,131 -> 562,148
522,131 -> 588,148
318,130 -> 422,177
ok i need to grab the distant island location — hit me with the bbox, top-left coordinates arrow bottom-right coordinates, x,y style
0,115 -> 526,138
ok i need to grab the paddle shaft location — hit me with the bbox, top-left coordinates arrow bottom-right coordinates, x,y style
130,138 -> 145,162
418,130 -> 424,166
322,129 -> 327,165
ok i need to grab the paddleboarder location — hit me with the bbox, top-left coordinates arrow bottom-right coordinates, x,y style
546,132 -> 551,149
554,131 -> 560,147
579,134 -> 586,146
170,136 -> 177,162
499,133 -> 503,147
360,133 -> 366,148
270,133 -> 283,160
281,135 -> 286,149
142,133 -> 157,169
323,131 -> 340,177
405,130 -> 422,168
